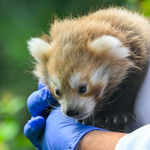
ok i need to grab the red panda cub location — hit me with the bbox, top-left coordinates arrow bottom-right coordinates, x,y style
28,7 -> 150,131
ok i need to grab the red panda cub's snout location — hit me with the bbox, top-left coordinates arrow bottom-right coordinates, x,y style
28,8 -> 150,130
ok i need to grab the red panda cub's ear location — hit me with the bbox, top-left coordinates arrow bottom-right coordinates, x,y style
89,35 -> 130,59
27,37 -> 51,63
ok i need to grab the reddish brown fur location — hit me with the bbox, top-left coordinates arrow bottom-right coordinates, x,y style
29,7 -> 150,122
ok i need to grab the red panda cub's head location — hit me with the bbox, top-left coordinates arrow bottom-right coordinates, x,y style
28,25 -> 133,121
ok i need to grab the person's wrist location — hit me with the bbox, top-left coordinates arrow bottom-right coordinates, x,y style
76,130 -> 126,150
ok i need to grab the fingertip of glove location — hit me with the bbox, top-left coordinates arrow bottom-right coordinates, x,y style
24,116 -> 45,138
30,116 -> 45,128
27,89 -> 51,116
36,116 -> 46,127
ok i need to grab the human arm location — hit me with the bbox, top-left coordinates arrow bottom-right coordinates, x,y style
78,130 -> 126,150
78,124 -> 150,150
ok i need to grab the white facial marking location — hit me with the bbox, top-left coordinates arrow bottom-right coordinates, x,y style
69,73 -> 81,88
90,66 -> 106,84
59,99 -> 68,115
90,67 -> 109,97
84,97 -> 96,114
46,72 -> 52,86
51,75 -> 61,89
99,74 -> 109,97
27,38 -> 51,62
89,35 -> 130,59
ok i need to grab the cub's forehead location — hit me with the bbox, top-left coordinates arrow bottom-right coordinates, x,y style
69,72 -> 81,89
69,66 -> 108,88
50,72 -> 83,89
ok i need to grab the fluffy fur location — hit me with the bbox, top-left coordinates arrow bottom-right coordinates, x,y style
28,7 -> 150,131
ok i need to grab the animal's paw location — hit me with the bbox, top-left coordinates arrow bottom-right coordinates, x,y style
89,112 -> 136,131
104,112 -> 136,125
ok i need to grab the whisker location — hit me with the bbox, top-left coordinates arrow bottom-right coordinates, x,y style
45,107 -> 51,113
47,99 -> 60,108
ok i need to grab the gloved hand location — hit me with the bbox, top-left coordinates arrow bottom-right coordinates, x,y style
24,82 -> 57,149
26,82 -> 56,118
24,82 -> 107,150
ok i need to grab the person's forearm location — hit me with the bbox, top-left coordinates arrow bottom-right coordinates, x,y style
75,130 -> 126,150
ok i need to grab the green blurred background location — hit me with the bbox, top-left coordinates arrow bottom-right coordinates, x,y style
0,0 -> 150,149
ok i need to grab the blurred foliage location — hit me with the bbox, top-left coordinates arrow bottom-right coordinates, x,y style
140,0 -> 150,16
0,95 -> 33,150
0,0 -> 150,149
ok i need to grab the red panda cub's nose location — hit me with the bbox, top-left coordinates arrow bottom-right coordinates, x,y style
66,110 -> 79,117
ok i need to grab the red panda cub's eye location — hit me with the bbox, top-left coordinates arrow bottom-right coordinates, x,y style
78,85 -> 87,95
55,89 -> 61,97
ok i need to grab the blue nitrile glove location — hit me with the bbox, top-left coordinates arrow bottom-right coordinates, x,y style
39,106 -> 107,150
27,82 -> 56,118
24,82 -> 57,149
24,82 -> 107,150
24,116 -> 45,150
